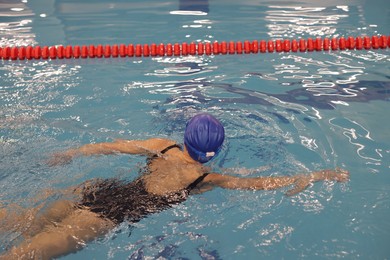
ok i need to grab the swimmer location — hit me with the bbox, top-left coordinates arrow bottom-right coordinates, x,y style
0,113 -> 349,259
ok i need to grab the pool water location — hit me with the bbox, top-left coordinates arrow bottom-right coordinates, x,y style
1,0 -> 389,259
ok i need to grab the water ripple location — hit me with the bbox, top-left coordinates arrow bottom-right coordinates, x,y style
254,223 -> 294,246
265,6 -> 349,37
0,1 -> 35,46
329,117 -> 385,164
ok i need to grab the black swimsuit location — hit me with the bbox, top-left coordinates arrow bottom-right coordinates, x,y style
78,144 -> 209,224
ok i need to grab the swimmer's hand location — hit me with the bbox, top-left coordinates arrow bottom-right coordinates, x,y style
285,168 -> 349,196
47,151 -> 75,166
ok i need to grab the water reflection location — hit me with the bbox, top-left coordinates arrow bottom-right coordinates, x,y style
179,0 -> 209,13
140,76 -> 390,112
170,0 -> 209,16
0,0 -> 35,46
265,6 -> 348,37
329,117 -> 384,163
258,80 -> 390,110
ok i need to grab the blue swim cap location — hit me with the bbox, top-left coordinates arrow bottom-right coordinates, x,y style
184,113 -> 225,163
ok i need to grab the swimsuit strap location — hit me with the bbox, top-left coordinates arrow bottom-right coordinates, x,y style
149,143 -> 208,190
160,144 -> 182,154
149,144 -> 182,160
186,172 -> 210,191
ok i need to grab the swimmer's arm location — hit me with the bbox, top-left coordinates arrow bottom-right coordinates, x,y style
48,138 -> 176,165
220,165 -> 271,176
72,138 -> 176,155
202,168 -> 349,196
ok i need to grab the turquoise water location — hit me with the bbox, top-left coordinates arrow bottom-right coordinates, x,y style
1,0 -> 389,259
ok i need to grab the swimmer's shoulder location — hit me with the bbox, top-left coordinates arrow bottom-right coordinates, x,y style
143,138 -> 179,152
113,138 -> 178,154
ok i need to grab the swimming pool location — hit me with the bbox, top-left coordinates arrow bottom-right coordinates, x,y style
1,0 -> 389,259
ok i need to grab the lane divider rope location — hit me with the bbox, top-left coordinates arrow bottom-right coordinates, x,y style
1,35 -> 389,60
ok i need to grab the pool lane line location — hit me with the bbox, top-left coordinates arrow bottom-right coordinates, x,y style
1,35 -> 389,60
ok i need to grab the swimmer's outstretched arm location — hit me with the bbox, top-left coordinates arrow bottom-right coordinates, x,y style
48,138 -> 176,166
203,168 -> 349,196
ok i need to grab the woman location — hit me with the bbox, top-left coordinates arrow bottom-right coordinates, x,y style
1,113 -> 349,259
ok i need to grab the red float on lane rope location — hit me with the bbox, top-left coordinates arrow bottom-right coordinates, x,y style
1,35 -> 388,60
